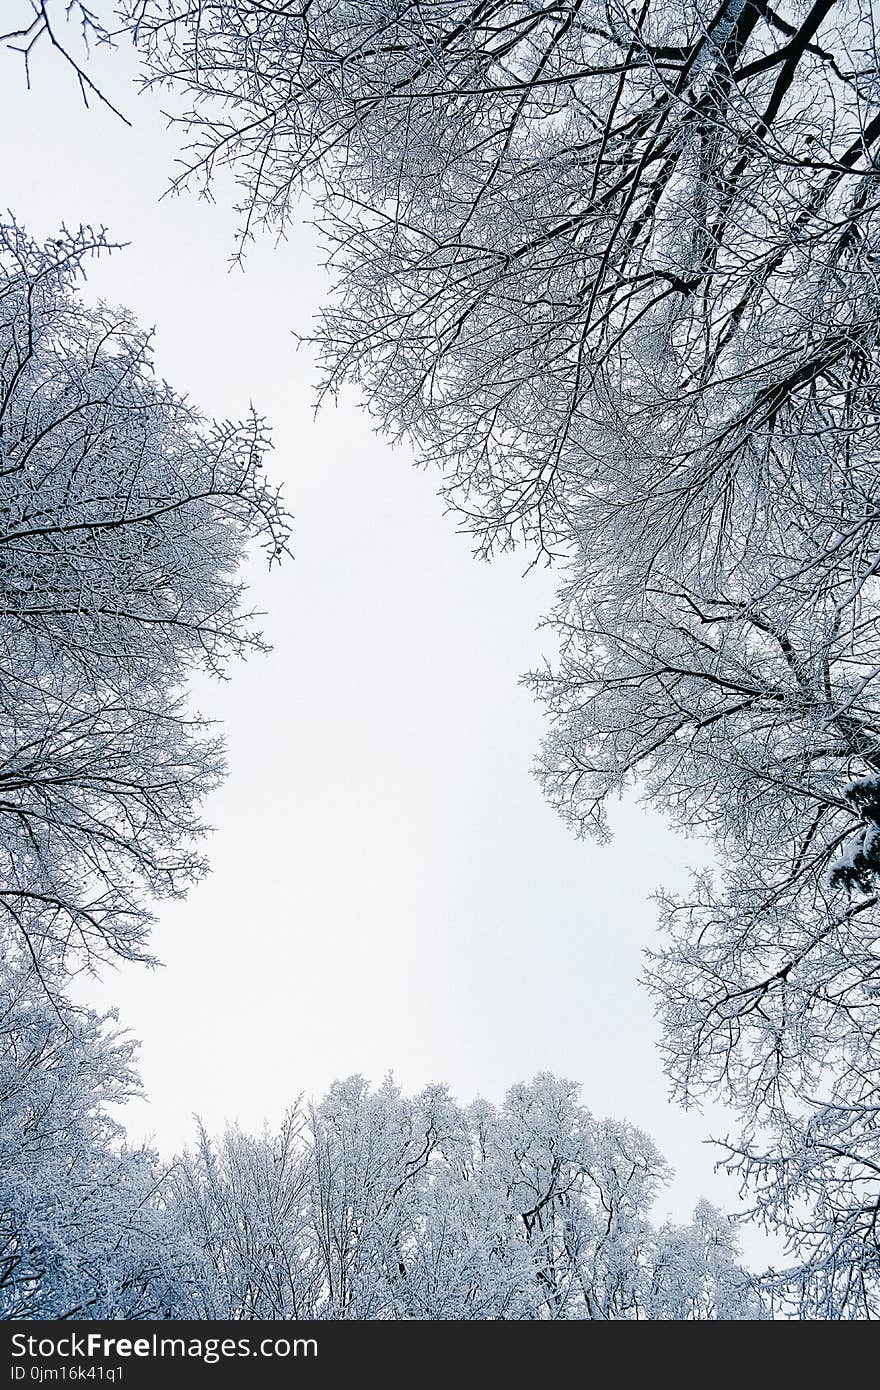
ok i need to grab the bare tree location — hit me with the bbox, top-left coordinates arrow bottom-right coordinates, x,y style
2,1 -> 129,119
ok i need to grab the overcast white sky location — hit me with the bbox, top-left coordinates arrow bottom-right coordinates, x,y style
2,10 -> 776,1259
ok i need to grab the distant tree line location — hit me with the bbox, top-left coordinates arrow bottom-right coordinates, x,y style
1,955 -> 761,1319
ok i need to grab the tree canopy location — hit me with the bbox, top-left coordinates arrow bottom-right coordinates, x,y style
1,0 -> 878,1317
124,0 -> 880,1315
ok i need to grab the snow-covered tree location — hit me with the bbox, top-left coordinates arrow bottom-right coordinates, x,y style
649,1199 -> 758,1321
125,0 -> 879,551
166,1073 -> 762,1319
0,219 -> 290,981
162,1110 -> 317,1318
0,935 -> 178,1318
